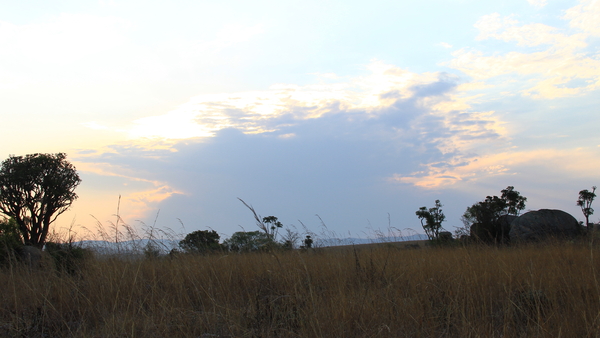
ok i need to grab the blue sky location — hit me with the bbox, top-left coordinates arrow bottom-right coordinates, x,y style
1,0 -> 599,241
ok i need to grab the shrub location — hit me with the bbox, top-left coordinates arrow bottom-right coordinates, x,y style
223,231 -> 278,252
44,242 -> 92,275
179,230 -> 222,254
0,217 -> 23,266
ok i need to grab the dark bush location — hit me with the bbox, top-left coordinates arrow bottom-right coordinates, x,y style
0,217 -> 23,266
179,230 -> 222,254
45,242 -> 92,275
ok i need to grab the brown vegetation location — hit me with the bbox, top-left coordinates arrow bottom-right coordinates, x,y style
2,241 -> 600,337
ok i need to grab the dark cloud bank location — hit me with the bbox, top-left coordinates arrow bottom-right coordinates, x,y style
78,76 -> 503,237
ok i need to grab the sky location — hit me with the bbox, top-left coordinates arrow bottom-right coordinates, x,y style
1,0 -> 600,242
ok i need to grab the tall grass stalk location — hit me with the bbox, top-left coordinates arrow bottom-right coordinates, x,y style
2,240 -> 600,337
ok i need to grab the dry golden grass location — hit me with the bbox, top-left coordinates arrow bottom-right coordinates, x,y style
2,241 -> 600,337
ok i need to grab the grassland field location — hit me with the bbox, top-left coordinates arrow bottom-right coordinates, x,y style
2,239 -> 600,337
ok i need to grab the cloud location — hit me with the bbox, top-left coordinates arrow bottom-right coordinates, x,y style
447,7 -> 600,99
116,63 -> 509,195
73,155 -> 183,221
75,61 -> 510,232
114,61 -> 481,148
390,148 -> 599,188
565,0 -> 600,37
474,13 -> 585,49
124,62 -> 485,143
63,2 -> 600,233
70,46 -> 600,235
527,0 -> 548,9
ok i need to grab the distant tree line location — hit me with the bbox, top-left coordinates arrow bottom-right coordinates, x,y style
1,152 -> 598,264
176,222 -> 314,255
175,199 -> 314,254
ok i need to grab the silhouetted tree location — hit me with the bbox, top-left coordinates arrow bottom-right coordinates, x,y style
302,235 -> 313,249
416,200 -> 445,240
463,186 -> 527,227
238,198 -> 283,240
262,215 -> 283,239
223,231 -> 275,252
501,186 -> 527,216
179,229 -> 222,253
462,195 -> 507,228
577,186 -> 596,231
0,153 -> 81,248
462,186 -> 527,243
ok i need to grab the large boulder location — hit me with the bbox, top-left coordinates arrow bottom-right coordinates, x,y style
509,209 -> 582,243
470,214 -> 517,244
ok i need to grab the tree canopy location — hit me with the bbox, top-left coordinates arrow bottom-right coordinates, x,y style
179,230 -> 221,253
500,186 -> 527,216
577,186 -> 596,231
416,200 -> 445,241
0,153 -> 81,248
238,198 -> 283,240
462,186 -> 527,228
223,231 -> 274,252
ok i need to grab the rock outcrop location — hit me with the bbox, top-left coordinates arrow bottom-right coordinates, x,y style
509,209 -> 582,243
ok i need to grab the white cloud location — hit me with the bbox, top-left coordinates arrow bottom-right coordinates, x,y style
397,2 -> 600,187
123,61 -> 494,147
97,61 -> 511,196
474,13 -> 519,40
447,8 -> 600,98
392,148 -> 600,188
74,56 -> 600,231
565,0 -> 600,37
475,13 -> 585,49
527,0 -> 548,9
